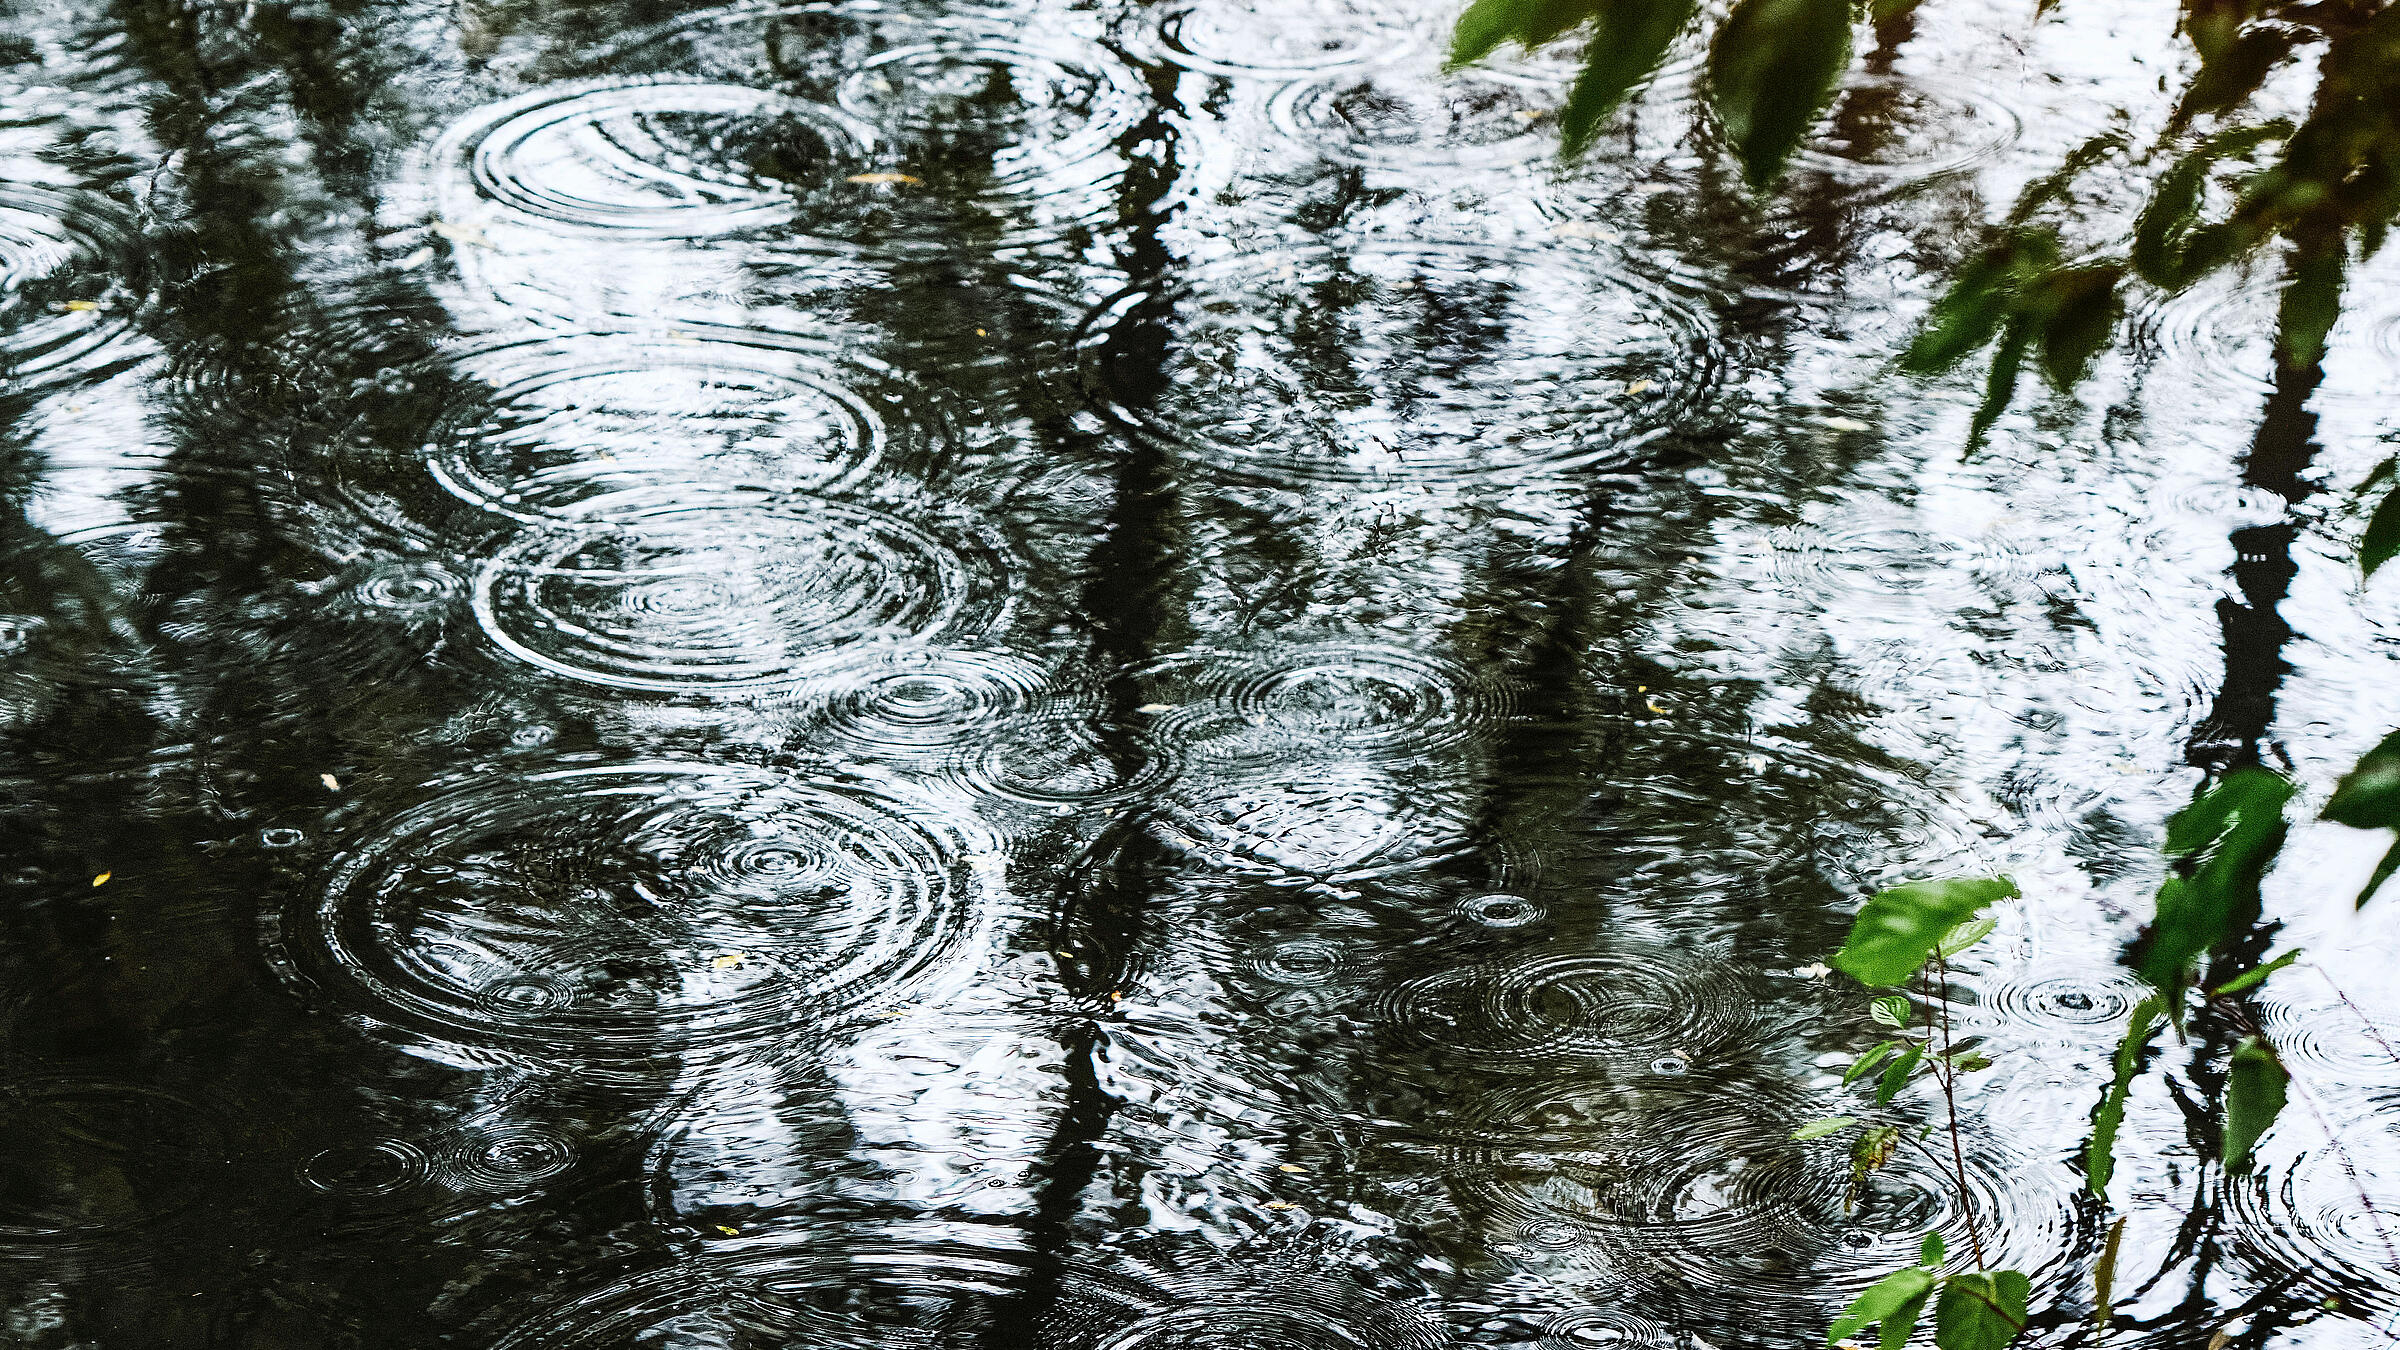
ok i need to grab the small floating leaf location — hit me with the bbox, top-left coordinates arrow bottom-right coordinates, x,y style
847,172 -> 922,185
91,871 -> 111,887
1793,1116 -> 1858,1141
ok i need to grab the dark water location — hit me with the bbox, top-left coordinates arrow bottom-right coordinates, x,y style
4,0 -> 2400,1344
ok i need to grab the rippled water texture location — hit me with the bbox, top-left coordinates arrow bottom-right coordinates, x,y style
6,0 -> 2400,1345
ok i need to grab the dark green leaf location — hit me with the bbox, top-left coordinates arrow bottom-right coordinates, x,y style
1560,0 -> 1698,155
2034,264 -> 2124,390
2325,730 -> 2400,829
1877,1042 -> 1924,1107
2130,123 -> 2288,288
1845,1040 -> 1901,1085
2209,948 -> 2302,998
1449,0 -> 1600,67
1967,317 -> 2032,448
1834,876 -> 2020,987
2086,994 -> 2167,1196
2358,836 -> 2400,909
2361,481 -> 2400,578
2274,243 -> 2345,371
1706,0 -> 1854,188
1794,1115 -> 1858,1141
1932,1270 -> 2030,1350
2222,1035 -> 2287,1172
2138,768 -> 2294,1005
1902,251 -> 2015,374
1919,1231 -> 1945,1267
2094,1215 -> 2126,1330
1829,1266 -> 1937,1348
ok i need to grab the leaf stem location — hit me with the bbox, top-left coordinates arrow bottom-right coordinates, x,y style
1932,952 -> 1989,1269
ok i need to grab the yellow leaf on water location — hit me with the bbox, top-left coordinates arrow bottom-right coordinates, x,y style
1821,416 -> 1872,432
1277,1164 -> 1307,1173
715,1225 -> 739,1236
1265,1201 -> 1293,1210
1625,379 -> 1657,396
91,871 -> 111,887
847,173 -> 921,185
60,300 -> 101,312
712,952 -> 746,969
1135,703 -> 1176,714
321,773 -> 341,791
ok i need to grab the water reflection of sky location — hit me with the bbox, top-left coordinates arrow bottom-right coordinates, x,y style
3,0 -> 2400,1344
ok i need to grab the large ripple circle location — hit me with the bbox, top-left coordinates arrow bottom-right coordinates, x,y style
1135,642 -> 1511,766
0,182 -> 142,388
1443,1081 -> 2084,1310
272,760 -> 999,1069
471,492 -> 1010,696
1075,243 -> 1718,484
427,329 -> 950,521
436,79 -> 873,238
1374,948 -> 1754,1074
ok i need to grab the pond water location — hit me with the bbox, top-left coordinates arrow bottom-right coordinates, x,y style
3,0 -> 2400,1345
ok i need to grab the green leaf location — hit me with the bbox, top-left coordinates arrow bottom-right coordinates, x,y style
2209,948 -> 2302,998
1829,1266 -> 1937,1348
1882,1285 -> 1935,1350
1706,0 -> 1854,188
1559,0 -> 1699,155
2222,1035 -> 2288,1172
1944,1050 -> 1994,1074
1871,995 -> 1912,1027
1794,1115 -> 1858,1141
2086,994 -> 2166,1196
1902,250 -> 2015,374
1845,1040 -> 1901,1085
1834,876 -> 2021,987
2358,837 -> 2400,910
1935,916 -> 1998,959
1919,1231 -> 1945,1267
2274,243 -> 2345,372
2360,480 -> 2400,578
1450,0 -> 1603,67
1967,317 -> 2032,448
2138,768 -> 2294,1006
1933,1270 -> 2030,1350
1877,1041 -> 1925,1107
2093,1215 -> 2126,1330
2129,123 -> 2289,288
2325,730 -> 2400,829
2033,264 -> 2125,391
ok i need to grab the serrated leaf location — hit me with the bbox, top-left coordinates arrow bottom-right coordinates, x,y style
1933,1270 -> 2030,1350
1559,0 -> 1698,155
1935,916 -> 1998,959
1794,1115 -> 1858,1141
1828,1266 -> 1937,1348
1706,0 -> 1854,188
2222,1035 -> 2287,1172
1871,995 -> 1912,1027
1834,876 -> 2020,987
1877,1042 -> 1924,1107
1845,1040 -> 1900,1085
2086,994 -> 2166,1196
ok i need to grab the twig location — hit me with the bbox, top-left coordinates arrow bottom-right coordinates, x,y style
1931,953 -> 1990,1269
